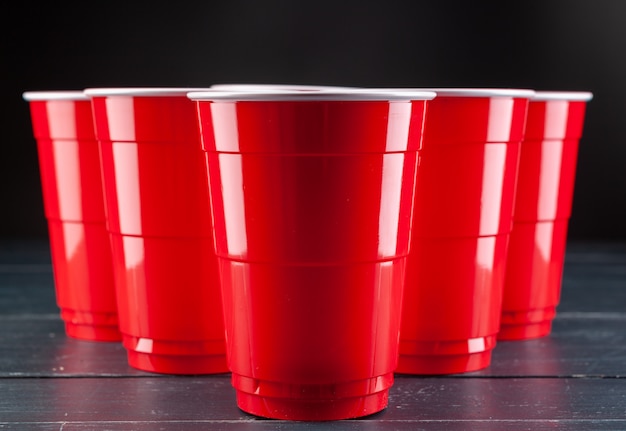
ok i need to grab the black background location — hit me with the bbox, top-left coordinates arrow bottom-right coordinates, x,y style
2,0 -> 625,241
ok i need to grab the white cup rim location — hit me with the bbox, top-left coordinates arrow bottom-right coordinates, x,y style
210,83 -> 357,91
22,91 -> 89,101
187,88 -> 437,101
380,88 -> 536,98
83,87 -> 213,97
531,91 -> 593,101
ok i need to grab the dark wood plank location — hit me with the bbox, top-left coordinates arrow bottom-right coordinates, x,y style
0,239 -> 57,315
391,377 -> 626,423
2,240 -> 625,315
560,241 -> 626,314
2,240 -> 626,316
3,313 -> 626,378
483,314 -> 626,378
0,274 -> 57,315
38,420 -> 626,431
0,239 -> 52,265
1,241 -> 626,379
0,317 -> 142,377
1,377 -> 626,430
1,241 -> 624,430
5,420 -> 626,431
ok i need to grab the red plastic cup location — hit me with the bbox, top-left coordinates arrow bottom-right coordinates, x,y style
396,88 -> 535,375
22,91 -> 120,342
84,87 -> 228,375
188,88 -> 436,420
499,91 -> 593,340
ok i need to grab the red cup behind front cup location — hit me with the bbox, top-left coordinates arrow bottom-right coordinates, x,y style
398,88 -> 533,375
500,91 -> 593,340
85,88 -> 228,374
23,91 -> 120,341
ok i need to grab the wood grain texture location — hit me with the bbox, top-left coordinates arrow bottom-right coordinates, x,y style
1,377 -> 626,430
1,240 -> 625,430
2,316 -> 626,379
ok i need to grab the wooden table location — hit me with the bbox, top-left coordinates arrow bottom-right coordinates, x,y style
1,239 -> 625,430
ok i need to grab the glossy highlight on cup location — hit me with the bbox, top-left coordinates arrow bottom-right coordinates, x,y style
188,88 -> 436,420
396,88 -> 535,375
500,91 -> 593,340
84,87 -> 228,374
22,91 -> 120,342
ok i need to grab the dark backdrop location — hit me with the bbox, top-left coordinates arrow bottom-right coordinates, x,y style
2,0 -> 625,240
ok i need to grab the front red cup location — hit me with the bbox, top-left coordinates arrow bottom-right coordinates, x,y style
188,89 -> 436,421
397,88 -> 534,375
500,91 -> 593,340
22,91 -> 120,342
85,88 -> 228,375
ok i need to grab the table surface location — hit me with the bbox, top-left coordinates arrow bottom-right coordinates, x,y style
1,239 -> 625,430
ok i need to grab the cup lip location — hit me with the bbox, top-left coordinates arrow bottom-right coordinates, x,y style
393,88 -> 536,98
210,83 -> 357,91
83,87 -> 213,98
187,88 -> 437,101
22,91 -> 89,102
530,91 -> 594,101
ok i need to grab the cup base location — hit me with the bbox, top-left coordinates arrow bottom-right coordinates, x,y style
498,321 -> 552,340
396,350 -> 492,375
126,350 -> 229,375
122,335 -> 228,375
60,309 -> 121,342
396,335 -> 496,375
498,307 -> 556,340
64,322 -> 122,342
233,372 -> 392,421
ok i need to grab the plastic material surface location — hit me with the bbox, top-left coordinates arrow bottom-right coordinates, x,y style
194,96 -> 429,420
399,93 -> 530,374
500,97 -> 590,340
88,91 -> 227,374
399,235 -> 509,374
24,94 -> 119,341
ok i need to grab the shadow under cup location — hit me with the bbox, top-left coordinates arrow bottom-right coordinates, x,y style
23,91 -> 120,342
189,89 -> 435,421
85,88 -> 228,375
